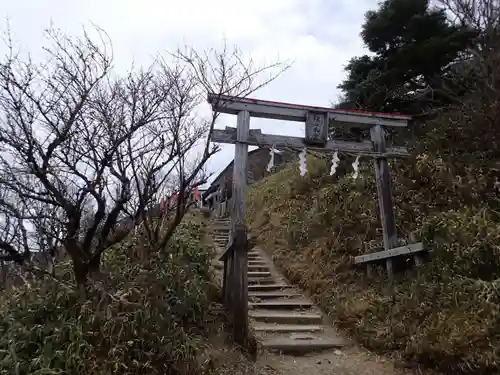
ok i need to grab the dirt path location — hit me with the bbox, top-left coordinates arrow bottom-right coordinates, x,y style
257,346 -> 423,375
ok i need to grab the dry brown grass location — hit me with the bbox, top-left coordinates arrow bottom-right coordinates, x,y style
246,125 -> 500,375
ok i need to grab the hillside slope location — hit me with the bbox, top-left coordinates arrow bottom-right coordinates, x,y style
0,215 -> 275,375
246,117 -> 500,375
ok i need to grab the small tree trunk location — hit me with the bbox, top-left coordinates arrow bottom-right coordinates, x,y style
88,252 -> 101,276
73,258 -> 88,288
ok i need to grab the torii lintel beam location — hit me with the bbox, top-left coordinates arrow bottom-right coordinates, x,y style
207,93 -> 411,128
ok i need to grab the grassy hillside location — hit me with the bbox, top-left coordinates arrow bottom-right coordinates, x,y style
0,216 -> 228,375
247,116 -> 500,375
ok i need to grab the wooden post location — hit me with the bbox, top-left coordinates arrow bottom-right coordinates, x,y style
223,256 -> 229,302
230,110 -> 250,347
370,125 -> 398,278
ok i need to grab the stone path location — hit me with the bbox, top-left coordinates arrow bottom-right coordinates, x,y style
210,217 -> 427,375
210,217 -> 349,356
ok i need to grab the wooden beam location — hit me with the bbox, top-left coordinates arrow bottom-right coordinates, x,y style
354,243 -> 425,264
229,110 -> 250,348
207,93 -> 410,128
370,124 -> 399,278
211,127 -> 410,157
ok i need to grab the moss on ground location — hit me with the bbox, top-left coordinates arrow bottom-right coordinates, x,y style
247,115 -> 500,375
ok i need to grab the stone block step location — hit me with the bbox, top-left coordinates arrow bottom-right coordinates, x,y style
254,324 -> 324,333
212,263 -> 224,270
248,278 -> 277,285
248,266 -> 269,272
262,337 -> 347,355
249,299 -> 313,309
249,310 -> 323,324
248,290 -> 302,299
248,284 -> 292,291
248,271 -> 271,278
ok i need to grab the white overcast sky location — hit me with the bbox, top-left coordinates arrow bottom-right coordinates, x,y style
0,0 -> 379,187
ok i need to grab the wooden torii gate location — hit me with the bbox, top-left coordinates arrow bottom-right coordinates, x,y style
208,93 -> 424,348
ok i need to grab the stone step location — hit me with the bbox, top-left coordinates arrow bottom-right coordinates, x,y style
249,299 -> 313,310
248,283 -> 292,291
262,337 -> 347,355
248,278 -> 277,285
254,323 -> 324,333
248,290 -> 302,299
248,271 -> 271,278
248,266 -> 269,272
249,310 -> 323,324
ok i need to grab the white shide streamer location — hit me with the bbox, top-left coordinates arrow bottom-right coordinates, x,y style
329,151 -> 340,176
351,155 -> 361,179
266,144 -> 283,172
298,147 -> 307,176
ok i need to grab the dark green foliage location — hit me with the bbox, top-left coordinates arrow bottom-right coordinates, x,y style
338,0 -> 476,113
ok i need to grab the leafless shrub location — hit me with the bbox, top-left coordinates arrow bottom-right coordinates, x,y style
0,26 -> 290,290
438,0 -> 500,129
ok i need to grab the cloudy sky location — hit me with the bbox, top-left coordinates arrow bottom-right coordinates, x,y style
0,0 -> 378,187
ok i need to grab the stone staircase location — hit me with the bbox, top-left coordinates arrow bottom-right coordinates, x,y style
210,218 -> 349,356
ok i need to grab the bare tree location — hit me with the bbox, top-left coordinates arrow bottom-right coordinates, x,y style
0,27 -> 290,291
438,0 -> 500,87
137,44 -> 291,251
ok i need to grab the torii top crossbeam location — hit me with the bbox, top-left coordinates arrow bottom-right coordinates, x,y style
207,93 -> 411,128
